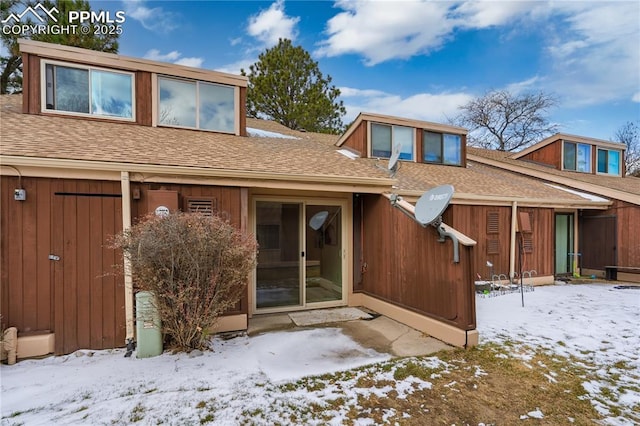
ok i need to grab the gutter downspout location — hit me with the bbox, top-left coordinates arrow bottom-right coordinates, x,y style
120,171 -> 134,350
510,201 -> 518,280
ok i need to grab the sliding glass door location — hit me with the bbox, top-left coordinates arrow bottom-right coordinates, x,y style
254,199 -> 345,312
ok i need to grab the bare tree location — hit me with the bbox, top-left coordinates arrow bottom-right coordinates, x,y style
613,121 -> 640,177
455,90 -> 558,151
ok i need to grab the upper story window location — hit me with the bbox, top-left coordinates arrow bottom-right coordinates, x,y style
158,76 -> 235,133
423,131 -> 462,165
371,123 -> 414,160
563,141 -> 591,173
597,148 -> 621,176
43,61 -> 134,120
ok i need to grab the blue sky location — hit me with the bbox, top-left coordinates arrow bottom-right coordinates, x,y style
91,0 -> 639,140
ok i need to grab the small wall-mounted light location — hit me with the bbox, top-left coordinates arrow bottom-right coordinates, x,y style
14,188 -> 26,201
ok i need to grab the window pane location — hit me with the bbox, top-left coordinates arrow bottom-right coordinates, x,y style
54,66 -> 89,113
608,150 -> 620,175
576,143 -> 591,172
563,142 -> 576,170
91,70 -> 133,118
199,82 -> 235,132
371,123 -> 392,158
393,126 -> 414,160
597,149 -> 607,173
159,78 -> 196,127
443,134 -> 462,165
423,131 -> 442,163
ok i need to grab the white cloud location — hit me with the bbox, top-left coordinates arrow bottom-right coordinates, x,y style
505,76 -> 543,95
174,57 -> 204,68
122,0 -> 178,33
339,86 -> 473,124
632,92 -> 640,103
247,0 -> 299,46
215,58 -> 257,75
143,49 -> 204,69
316,0 -> 454,65
544,2 -> 640,107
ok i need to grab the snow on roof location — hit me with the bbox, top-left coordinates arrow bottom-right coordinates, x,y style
545,183 -> 609,202
337,148 -> 360,160
247,127 -> 300,139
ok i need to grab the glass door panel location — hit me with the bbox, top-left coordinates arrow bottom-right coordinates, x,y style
256,202 -> 302,308
555,213 -> 574,275
305,205 -> 342,304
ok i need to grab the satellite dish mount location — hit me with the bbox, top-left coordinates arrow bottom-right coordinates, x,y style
387,141 -> 402,177
390,184 -> 460,263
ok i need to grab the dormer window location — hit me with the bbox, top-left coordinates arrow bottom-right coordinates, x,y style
43,61 -> 134,120
597,148 -> 621,176
563,141 -> 591,173
158,76 -> 235,133
370,123 -> 414,160
423,131 -> 462,166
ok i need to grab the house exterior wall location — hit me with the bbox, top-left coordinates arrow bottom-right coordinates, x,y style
130,183 -> 248,316
1,176 -> 126,355
521,140 -> 562,169
450,204 -> 555,281
20,51 -> 247,133
356,195 -> 476,331
581,200 -> 640,269
340,120 -> 368,154
450,205 -> 512,280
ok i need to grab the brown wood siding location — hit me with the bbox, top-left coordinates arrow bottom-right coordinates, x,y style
130,183 -> 248,315
522,140 -> 562,169
582,200 -> 640,268
135,71 -> 152,126
239,87 -> 247,136
22,53 -> 41,114
1,177 -> 125,355
415,129 -> 423,163
451,205 -> 554,279
460,134 -> 467,168
519,207 -> 554,277
451,205 -> 511,280
359,195 -> 475,330
342,121 -> 368,155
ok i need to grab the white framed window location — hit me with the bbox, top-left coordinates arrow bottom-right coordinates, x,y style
42,60 -> 134,120
158,76 -> 235,133
563,141 -> 591,173
596,148 -> 622,176
370,123 -> 414,160
423,131 -> 462,166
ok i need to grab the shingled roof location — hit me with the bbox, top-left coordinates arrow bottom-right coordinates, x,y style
468,147 -> 640,205
0,95 -> 391,190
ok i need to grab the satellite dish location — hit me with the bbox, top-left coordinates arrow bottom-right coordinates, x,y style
309,211 -> 329,230
388,141 -> 402,172
414,185 -> 454,226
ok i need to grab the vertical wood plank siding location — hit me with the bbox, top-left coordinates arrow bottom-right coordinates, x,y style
521,141 -> 562,169
342,121 -> 368,154
451,205 -> 554,279
582,200 -> 640,268
1,177 -> 125,354
359,195 -> 476,331
135,71 -> 153,126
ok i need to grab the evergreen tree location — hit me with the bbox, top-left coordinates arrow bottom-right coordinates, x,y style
241,39 -> 346,134
1,0 -> 119,94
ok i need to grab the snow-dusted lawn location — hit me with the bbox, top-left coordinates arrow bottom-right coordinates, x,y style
1,283 -> 638,425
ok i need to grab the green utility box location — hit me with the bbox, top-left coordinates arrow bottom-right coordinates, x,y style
135,291 -> 162,358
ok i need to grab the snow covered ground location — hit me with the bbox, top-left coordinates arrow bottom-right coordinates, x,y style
1,283 -> 638,425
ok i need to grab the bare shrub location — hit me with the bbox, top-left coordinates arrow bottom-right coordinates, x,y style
113,212 -> 257,351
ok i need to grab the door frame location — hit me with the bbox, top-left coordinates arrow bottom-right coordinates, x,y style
554,211 -> 577,276
250,195 -> 349,315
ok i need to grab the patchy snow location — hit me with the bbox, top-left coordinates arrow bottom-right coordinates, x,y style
545,183 -> 609,202
1,284 -> 638,425
246,127 -> 299,139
